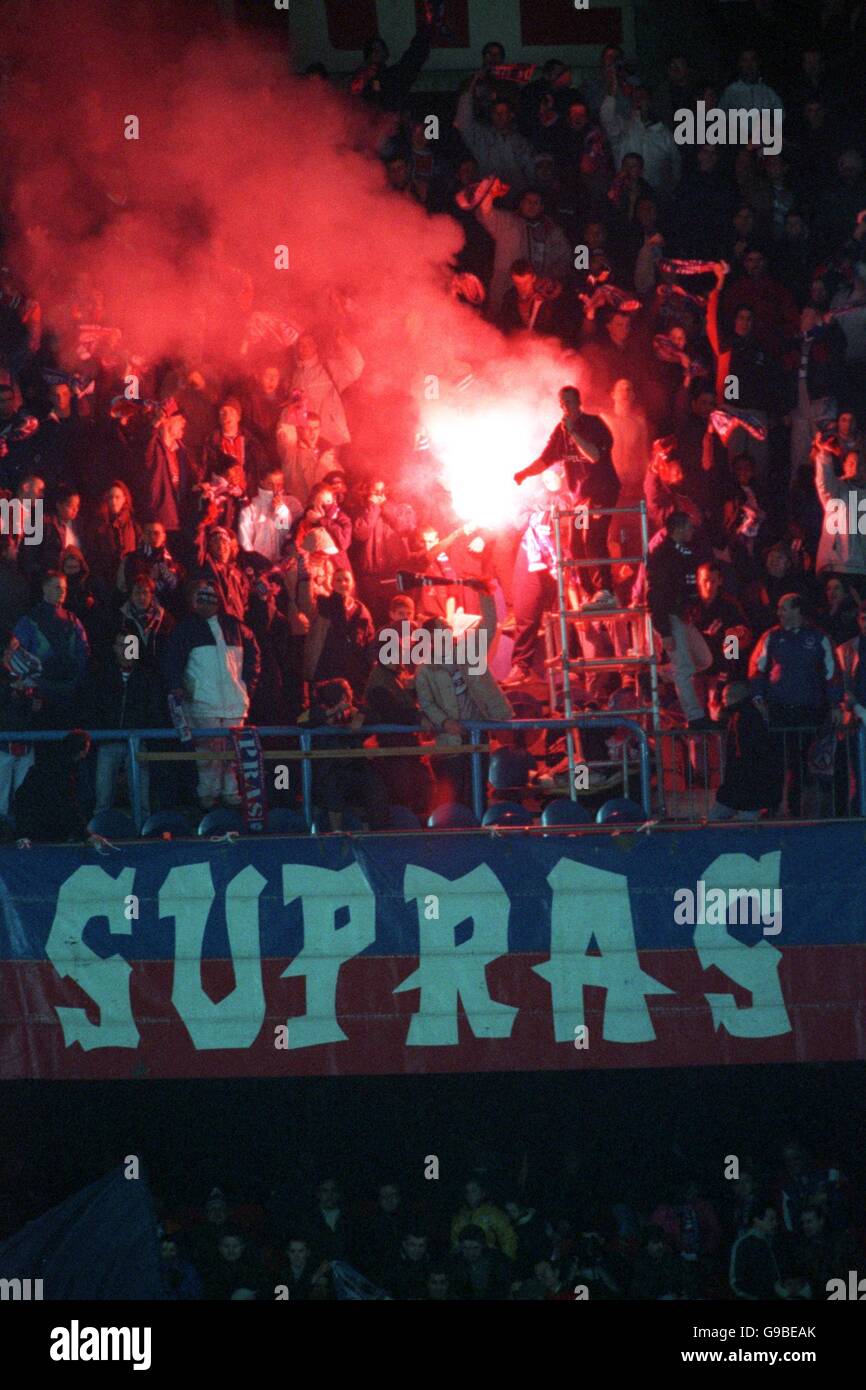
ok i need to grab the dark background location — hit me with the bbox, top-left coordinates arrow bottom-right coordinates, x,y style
2,1062 -> 864,1229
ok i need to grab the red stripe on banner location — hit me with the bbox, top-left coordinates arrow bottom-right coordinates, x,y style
325,0 -> 379,51
519,2 -> 623,47
3,945 -> 865,1080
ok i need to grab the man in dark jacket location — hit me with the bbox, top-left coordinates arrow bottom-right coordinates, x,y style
749,592 -> 841,815
709,681 -> 783,820
386,1229 -> 434,1301
83,630 -> 169,825
112,574 -> 175,675
647,512 -> 713,729
349,478 -> 413,625
497,261 -> 567,340
363,643 -> 432,816
447,1225 -> 512,1300
12,571 -> 90,728
12,729 -> 91,842
17,485 -> 83,592
140,410 -> 194,562
695,562 -> 752,681
351,8 -> 434,111
729,1200 -> 788,1300
514,384 -> 618,595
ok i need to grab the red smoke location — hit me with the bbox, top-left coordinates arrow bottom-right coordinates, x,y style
1,0 -> 581,524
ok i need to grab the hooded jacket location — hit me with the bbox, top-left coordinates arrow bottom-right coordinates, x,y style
163,611 -> 260,720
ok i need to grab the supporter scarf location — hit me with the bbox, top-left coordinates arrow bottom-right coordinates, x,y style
656,283 -> 707,313
120,597 -> 164,642
709,409 -> 767,444
659,258 -> 718,277
231,727 -> 267,832
490,63 -> 537,84
579,282 -> 641,314
652,334 -> 709,385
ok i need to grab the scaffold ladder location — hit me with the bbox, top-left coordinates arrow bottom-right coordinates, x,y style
548,500 -> 661,802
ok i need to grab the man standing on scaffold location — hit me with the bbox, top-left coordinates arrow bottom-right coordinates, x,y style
513,385 -> 620,601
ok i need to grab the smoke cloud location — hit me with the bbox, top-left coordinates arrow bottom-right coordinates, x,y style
1,0 -> 581,525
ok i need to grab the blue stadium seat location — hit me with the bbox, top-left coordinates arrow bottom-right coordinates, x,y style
487,748 -> 536,793
265,807 -> 310,834
88,809 -> 137,840
541,798 -> 593,827
482,803 -> 534,827
197,807 -> 245,837
387,805 -> 422,830
427,802 -> 480,829
141,810 -> 193,839
596,797 -> 645,826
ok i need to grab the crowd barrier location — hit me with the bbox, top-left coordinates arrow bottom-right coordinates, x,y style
2,718 -> 864,832
0,717 -> 653,831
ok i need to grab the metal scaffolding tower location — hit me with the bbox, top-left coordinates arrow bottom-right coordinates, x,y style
546,500 -> 661,801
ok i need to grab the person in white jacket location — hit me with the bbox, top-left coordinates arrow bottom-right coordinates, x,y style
163,581 -> 261,810
814,436 -> 866,583
473,178 -> 572,316
719,49 -> 783,114
280,332 -> 364,452
600,73 -> 681,194
237,467 -> 302,563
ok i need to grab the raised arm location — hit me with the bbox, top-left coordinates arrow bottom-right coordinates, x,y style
706,260 -> 728,362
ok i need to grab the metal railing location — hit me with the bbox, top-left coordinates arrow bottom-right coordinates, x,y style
0,715 -> 653,833
5,718 -> 863,833
658,723 -> 866,821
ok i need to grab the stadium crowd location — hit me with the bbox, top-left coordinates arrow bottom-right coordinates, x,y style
3,8 -> 866,834
150,1138 -> 862,1301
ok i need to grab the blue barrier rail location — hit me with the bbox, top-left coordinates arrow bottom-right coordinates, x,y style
0,716 -> 653,830
5,719 -> 863,831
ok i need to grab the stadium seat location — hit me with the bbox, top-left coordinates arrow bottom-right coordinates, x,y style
487,748 -> 536,794
88,809 -> 137,840
387,805 -> 422,830
427,802 -> 480,829
265,807 -> 310,834
141,810 -> 193,838
482,802 -> 534,827
541,798 -> 593,827
197,807 -> 245,836
596,797 -> 645,826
